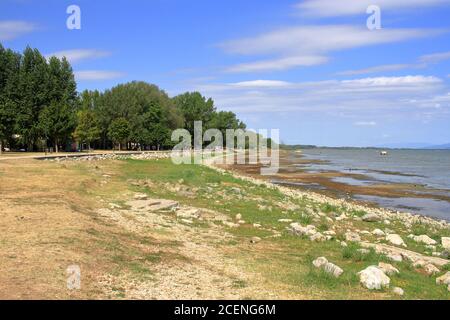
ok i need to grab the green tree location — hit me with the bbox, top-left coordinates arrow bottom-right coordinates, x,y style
108,118 -> 130,151
38,102 -> 76,152
173,92 -> 216,136
74,109 -> 101,151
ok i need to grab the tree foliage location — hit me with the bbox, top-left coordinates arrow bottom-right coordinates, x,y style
0,44 -> 249,152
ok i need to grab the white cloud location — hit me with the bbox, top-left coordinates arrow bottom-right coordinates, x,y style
337,51 -> 450,76
74,70 -> 125,81
45,49 -> 111,64
336,64 -> 417,76
354,121 -> 377,126
221,25 -> 432,56
342,76 -> 441,86
231,80 -> 292,88
191,76 -> 446,118
220,25 -> 439,73
296,0 -> 450,17
419,51 -> 450,64
225,56 -> 328,73
0,20 -> 36,41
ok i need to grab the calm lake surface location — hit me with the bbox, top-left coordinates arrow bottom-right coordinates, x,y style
299,148 -> 450,220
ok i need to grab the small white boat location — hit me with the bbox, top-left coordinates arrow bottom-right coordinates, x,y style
380,151 -> 388,156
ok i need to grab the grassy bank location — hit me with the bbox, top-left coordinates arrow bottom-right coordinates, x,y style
0,157 -> 448,299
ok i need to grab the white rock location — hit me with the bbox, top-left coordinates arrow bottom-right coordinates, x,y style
413,235 -> 437,246
313,257 -> 343,278
378,262 -> 399,276
358,266 -> 391,290
393,287 -> 404,296
312,257 -> 328,268
436,272 -> 450,285
386,253 -> 403,262
384,220 -> 391,225
133,193 -> 148,200
442,237 -> 450,250
324,262 -> 344,278
278,219 -> 293,223
235,214 -> 242,221
424,264 -> 440,275
386,234 -> 407,247
362,213 -> 381,222
345,231 -> 361,242
310,232 -> 326,242
372,229 -> 385,237
250,237 -> 261,244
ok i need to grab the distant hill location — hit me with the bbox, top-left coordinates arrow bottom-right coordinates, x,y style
425,143 -> 450,150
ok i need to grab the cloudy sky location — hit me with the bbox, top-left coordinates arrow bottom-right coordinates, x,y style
1,0 -> 450,146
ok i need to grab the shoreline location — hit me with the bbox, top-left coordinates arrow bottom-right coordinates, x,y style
205,154 -> 450,228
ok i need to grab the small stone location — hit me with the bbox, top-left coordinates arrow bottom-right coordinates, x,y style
310,232 -> 326,242
362,213 -> 381,222
278,219 -> 293,223
340,241 -> 348,247
312,257 -> 328,268
386,234 -> 407,247
384,220 -> 391,225
253,223 -> 262,228
324,262 -> 344,278
372,229 -> 385,237
133,193 -> 148,200
345,231 -> 361,242
378,262 -> 399,276
393,287 -> 404,296
250,237 -> 261,244
235,214 -> 242,221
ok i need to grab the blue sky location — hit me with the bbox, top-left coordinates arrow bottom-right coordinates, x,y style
1,0 -> 450,147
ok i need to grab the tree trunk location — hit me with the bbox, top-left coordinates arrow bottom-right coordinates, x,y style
0,140 -> 3,155
55,139 -> 59,153
119,143 -> 121,151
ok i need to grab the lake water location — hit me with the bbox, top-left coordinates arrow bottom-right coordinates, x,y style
298,148 -> 450,220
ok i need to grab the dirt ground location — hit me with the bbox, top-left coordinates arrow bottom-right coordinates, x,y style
0,158 -> 278,300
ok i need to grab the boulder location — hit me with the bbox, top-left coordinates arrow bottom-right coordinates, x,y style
442,237 -> 450,250
412,235 -> 437,246
358,266 -> 391,290
386,234 -> 407,247
345,231 -> 361,242
378,262 -> 399,276
424,264 -> 440,276
126,199 -> 178,212
386,253 -> 403,262
362,213 -> 381,222
436,271 -> 450,285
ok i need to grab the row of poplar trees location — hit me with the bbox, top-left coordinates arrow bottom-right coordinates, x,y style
0,44 -> 246,153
